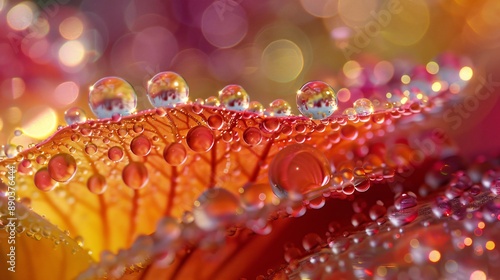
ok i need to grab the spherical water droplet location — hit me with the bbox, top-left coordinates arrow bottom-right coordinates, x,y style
218,84 -> 250,111
186,126 -> 214,153
130,135 -> 152,156
269,144 -> 331,200
193,188 -> 241,231
85,143 -> 97,155
387,205 -> 418,227
302,233 -> 323,251
243,127 -> 262,146
47,153 -> 77,182
296,81 -> 338,120
207,115 -> 224,130
266,99 -> 291,117
147,71 -> 189,107
88,77 -> 137,119
343,108 -> 357,120
205,96 -> 220,107
122,162 -> 149,189
34,168 -> 56,191
87,174 -> 107,194
353,98 -> 374,116
394,192 -> 418,210
163,143 -> 187,166
108,146 -> 124,162
64,107 -> 88,125
4,144 -> 18,158
241,183 -> 276,210
14,129 -> 23,136
154,217 -> 181,243
247,101 -> 264,114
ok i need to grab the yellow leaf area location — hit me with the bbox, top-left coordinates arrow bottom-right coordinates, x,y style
0,104 -> 414,278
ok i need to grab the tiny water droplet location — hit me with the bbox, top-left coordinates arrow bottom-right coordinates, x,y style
218,84 -> 250,111
205,96 -> 220,107
343,108 -> 357,120
296,81 -> 338,120
353,98 -> 374,116
88,77 -> 137,119
147,71 -> 189,107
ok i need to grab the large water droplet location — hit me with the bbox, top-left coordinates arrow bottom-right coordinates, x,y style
47,153 -> 77,182
122,162 -> 149,189
296,81 -> 338,120
87,174 -> 107,194
186,126 -> 214,153
193,188 -> 241,231
218,84 -> 250,111
163,143 -> 187,166
130,135 -> 152,156
34,168 -> 56,191
64,107 -> 87,125
269,144 -> 331,200
266,99 -> 291,117
394,192 -> 417,210
353,98 -> 374,116
88,77 -> 137,119
147,71 -> 189,107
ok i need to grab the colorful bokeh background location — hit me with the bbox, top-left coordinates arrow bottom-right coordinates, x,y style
1,0 -> 499,155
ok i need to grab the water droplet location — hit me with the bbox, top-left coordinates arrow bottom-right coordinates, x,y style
243,127 -> 262,146
34,168 -> 56,191
340,125 -> 358,140
269,144 -> 331,200
241,183 -> 276,210
205,96 -> 220,107
247,101 -> 264,114
266,99 -> 291,117
296,81 -> 338,120
218,84 -> 250,111
4,144 -> 18,158
88,77 -> 137,119
302,233 -> 323,251
353,98 -> 374,116
154,217 -> 181,244
193,188 -> 241,231
387,205 -> 418,227
47,153 -> 77,182
85,143 -> 97,155
87,174 -> 107,194
163,143 -> 187,166
64,107 -> 88,125
130,135 -> 152,156
207,115 -> 224,130
14,129 -> 23,137
108,146 -> 124,162
394,192 -> 417,210
432,196 -> 452,218
343,108 -> 357,120
147,71 -> 189,107
186,126 -> 214,153
122,162 -> 149,189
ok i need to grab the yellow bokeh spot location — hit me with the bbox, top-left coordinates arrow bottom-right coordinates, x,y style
428,250 -> 441,262
459,66 -> 473,81
410,239 -> 420,248
485,241 -> 495,250
6,2 -> 34,31
426,61 -> 440,75
376,266 -> 387,277
21,106 -> 58,139
401,75 -> 411,84
59,40 -> 85,67
261,39 -> 304,83
470,270 -> 486,280
432,82 -> 442,92
59,16 -> 84,40
464,237 -> 473,246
